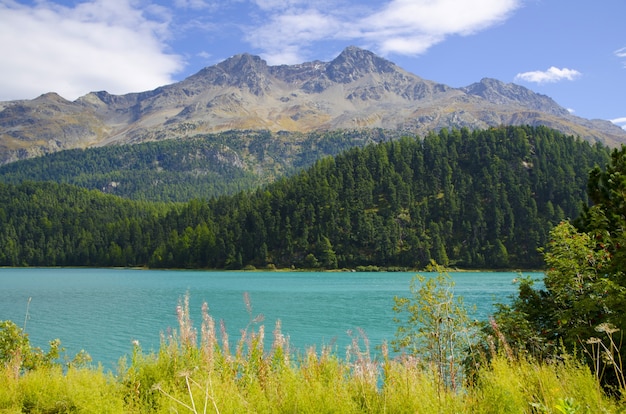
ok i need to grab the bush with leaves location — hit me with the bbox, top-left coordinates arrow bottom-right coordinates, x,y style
0,320 -> 62,374
391,262 -> 476,393
0,320 -> 91,377
488,222 -> 613,358
489,146 -> 626,392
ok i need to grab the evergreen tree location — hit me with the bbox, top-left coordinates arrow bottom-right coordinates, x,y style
491,146 -> 626,389
0,126 -> 610,270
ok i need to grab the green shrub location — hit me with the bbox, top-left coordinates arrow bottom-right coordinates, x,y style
392,263 -> 475,393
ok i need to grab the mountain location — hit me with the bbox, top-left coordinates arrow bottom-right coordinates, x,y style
0,46 -> 624,164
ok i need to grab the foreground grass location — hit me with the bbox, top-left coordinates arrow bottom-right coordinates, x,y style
1,297 -> 624,413
2,347 -> 622,413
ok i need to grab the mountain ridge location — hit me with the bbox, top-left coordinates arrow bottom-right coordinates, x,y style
0,46 -> 624,164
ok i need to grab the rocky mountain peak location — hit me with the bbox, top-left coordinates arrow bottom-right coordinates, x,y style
326,46 -> 397,83
218,53 -> 268,74
193,53 -> 272,96
33,92 -> 70,104
463,78 -> 569,116
78,90 -> 132,107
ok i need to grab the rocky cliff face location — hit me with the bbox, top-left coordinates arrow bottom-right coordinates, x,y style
0,46 -> 624,164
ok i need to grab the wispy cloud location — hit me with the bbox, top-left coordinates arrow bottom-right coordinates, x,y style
514,67 -> 582,84
615,47 -> 626,67
611,117 -> 626,130
0,0 -> 523,100
360,0 -> 519,55
247,0 -> 521,64
246,7 -> 344,64
0,0 -> 183,101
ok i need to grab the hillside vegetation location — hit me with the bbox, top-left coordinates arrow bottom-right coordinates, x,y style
0,129 -> 393,202
0,125 -> 609,269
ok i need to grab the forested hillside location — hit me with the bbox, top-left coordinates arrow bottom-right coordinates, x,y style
0,126 -> 610,269
0,129 -> 393,201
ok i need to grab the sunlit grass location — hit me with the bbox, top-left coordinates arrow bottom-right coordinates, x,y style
1,365 -> 123,413
467,354 -> 622,413
1,293 -> 624,413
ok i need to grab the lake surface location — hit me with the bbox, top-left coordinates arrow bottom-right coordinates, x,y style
0,268 -> 542,370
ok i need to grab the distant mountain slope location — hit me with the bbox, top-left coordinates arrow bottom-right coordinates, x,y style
0,129 -> 393,202
1,46 -> 624,164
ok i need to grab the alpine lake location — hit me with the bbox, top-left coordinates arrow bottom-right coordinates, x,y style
0,268 -> 542,370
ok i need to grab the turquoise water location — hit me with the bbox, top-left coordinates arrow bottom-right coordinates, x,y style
0,268 -> 542,369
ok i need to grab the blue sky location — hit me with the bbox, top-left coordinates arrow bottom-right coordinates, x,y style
1,0 -> 624,129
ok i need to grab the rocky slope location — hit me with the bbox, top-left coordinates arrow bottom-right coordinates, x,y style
0,46 -> 624,164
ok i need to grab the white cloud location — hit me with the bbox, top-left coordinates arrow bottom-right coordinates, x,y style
247,0 -> 521,64
514,67 -> 582,84
246,7 -> 344,64
615,47 -> 626,58
611,117 -> 626,130
0,0 -> 183,101
0,0 -> 526,100
360,0 -> 518,54
616,47 -> 626,68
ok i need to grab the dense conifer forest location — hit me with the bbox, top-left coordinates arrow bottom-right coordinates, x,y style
0,129 -> 392,201
0,125 -> 610,269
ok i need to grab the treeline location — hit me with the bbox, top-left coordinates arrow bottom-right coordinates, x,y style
0,126 -> 610,269
0,129 -> 392,202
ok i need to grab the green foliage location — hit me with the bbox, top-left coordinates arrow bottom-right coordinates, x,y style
578,147 -> 626,291
0,320 -> 30,367
0,320 -> 68,373
392,262 -> 474,393
490,145 -> 626,391
542,222 -> 612,345
489,222 -> 614,359
0,181 -> 169,267
0,126 -> 610,269
0,134 -> 262,202
0,129 -> 391,202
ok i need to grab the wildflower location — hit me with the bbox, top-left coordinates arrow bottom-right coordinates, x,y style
595,323 -> 619,334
